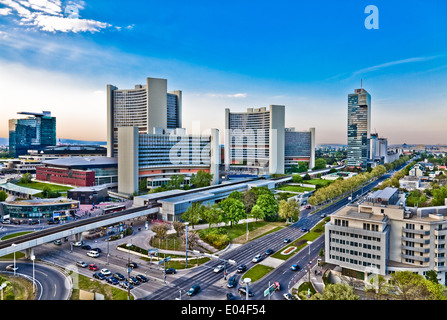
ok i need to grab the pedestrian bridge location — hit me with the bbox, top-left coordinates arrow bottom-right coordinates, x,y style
0,206 -> 158,258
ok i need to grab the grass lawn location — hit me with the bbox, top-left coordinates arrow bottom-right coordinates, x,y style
304,179 -> 332,187
241,264 -> 274,282
277,185 -> 314,193
15,181 -> 73,193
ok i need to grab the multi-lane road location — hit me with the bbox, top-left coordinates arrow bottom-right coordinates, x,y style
1,166 -> 403,300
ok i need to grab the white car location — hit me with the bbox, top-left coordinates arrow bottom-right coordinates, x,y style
5,264 -> 18,272
100,268 -> 111,276
76,261 -> 88,268
87,250 -> 99,258
252,254 -> 263,263
73,241 -> 83,247
213,265 -> 224,273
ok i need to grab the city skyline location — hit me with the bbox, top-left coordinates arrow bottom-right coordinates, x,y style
0,0 -> 446,145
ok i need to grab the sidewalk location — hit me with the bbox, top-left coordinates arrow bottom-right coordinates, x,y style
291,258 -> 329,299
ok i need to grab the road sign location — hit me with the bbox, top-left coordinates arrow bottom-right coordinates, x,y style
165,256 -> 171,262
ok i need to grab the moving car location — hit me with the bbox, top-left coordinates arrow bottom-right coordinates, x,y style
265,249 -> 274,255
227,275 -> 237,288
187,285 -> 200,296
284,238 -> 291,243
73,241 -> 84,247
226,293 -> 237,300
127,262 -> 138,268
164,268 -> 176,274
89,264 -> 99,271
87,250 -> 99,258
291,264 -> 300,271
238,286 -> 253,297
91,248 -> 102,253
252,254 -> 263,263
301,228 -> 309,232
5,264 -> 18,272
213,265 -> 224,273
237,264 -> 247,273
76,261 -> 88,268
53,239 -> 62,245
81,244 -> 91,250
283,293 -> 294,300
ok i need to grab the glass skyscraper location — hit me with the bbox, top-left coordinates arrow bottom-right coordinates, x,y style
347,88 -> 371,169
8,111 -> 56,157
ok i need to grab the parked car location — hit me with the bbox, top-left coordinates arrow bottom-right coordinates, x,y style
237,264 -> 247,273
87,250 -> 99,258
187,285 -> 200,296
81,244 -> 91,250
238,286 -> 253,297
136,274 -> 148,283
119,281 -> 133,290
53,239 -> 62,245
93,272 -> 105,280
113,273 -> 125,281
227,275 -> 237,288
305,205 -> 311,209
252,254 -> 263,263
265,249 -> 274,255
129,276 -> 140,285
89,264 -> 99,271
76,261 -> 88,268
164,268 -> 176,274
213,265 -> 224,273
100,268 -> 112,276
291,264 -> 300,271
226,293 -> 237,300
106,277 -> 119,285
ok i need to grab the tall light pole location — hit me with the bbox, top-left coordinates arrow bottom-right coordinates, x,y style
126,242 -> 132,301
307,240 -> 313,297
12,243 -> 17,276
244,278 -> 251,300
31,254 -> 36,294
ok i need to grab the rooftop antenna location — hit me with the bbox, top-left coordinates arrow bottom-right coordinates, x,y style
361,79 -> 363,88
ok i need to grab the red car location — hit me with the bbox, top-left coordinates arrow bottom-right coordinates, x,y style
89,264 -> 98,271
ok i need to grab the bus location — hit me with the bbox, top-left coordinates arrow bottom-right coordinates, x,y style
103,204 -> 127,214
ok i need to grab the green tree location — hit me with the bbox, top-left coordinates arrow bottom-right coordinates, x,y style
313,158 -> 327,170
313,283 -> 359,300
20,173 -> 32,184
218,197 -> 246,227
250,204 -> 265,222
278,198 -> 300,223
202,203 -> 222,228
181,202 -> 205,229
256,193 -> 278,221
190,170 -> 213,188
138,177 -> 148,192
0,190 -> 7,201
242,189 -> 257,213
166,174 -> 185,189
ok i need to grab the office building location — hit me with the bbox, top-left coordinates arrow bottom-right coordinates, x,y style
225,105 -> 285,175
35,156 -> 118,187
325,187 -> 447,285
9,111 -> 56,157
106,77 -> 182,157
347,88 -> 371,169
117,127 -> 220,195
284,127 -> 315,171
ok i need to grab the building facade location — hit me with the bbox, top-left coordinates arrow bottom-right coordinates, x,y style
284,127 -> 315,171
117,127 -> 220,195
9,111 -> 56,157
106,77 -> 182,157
35,156 -> 118,187
347,88 -> 371,169
325,187 -> 447,284
224,105 -> 285,175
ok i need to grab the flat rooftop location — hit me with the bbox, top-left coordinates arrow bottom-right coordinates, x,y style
42,156 -> 117,168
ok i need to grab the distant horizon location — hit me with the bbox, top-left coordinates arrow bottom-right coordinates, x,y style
0,1 -> 446,145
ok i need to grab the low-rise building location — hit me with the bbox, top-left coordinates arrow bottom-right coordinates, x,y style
325,187 -> 447,284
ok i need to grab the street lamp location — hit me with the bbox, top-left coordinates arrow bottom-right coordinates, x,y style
307,240 -> 313,297
0,283 -> 7,300
185,222 -> 189,268
12,243 -> 17,276
126,243 -> 132,301
243,278 -> 251,300
31,254 -> 36,294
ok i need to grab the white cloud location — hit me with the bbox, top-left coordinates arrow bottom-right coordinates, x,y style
206,92 -> 247,98
0,0 -> 111,33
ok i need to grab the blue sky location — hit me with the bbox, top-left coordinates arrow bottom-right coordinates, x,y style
0,0 -> 446,144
